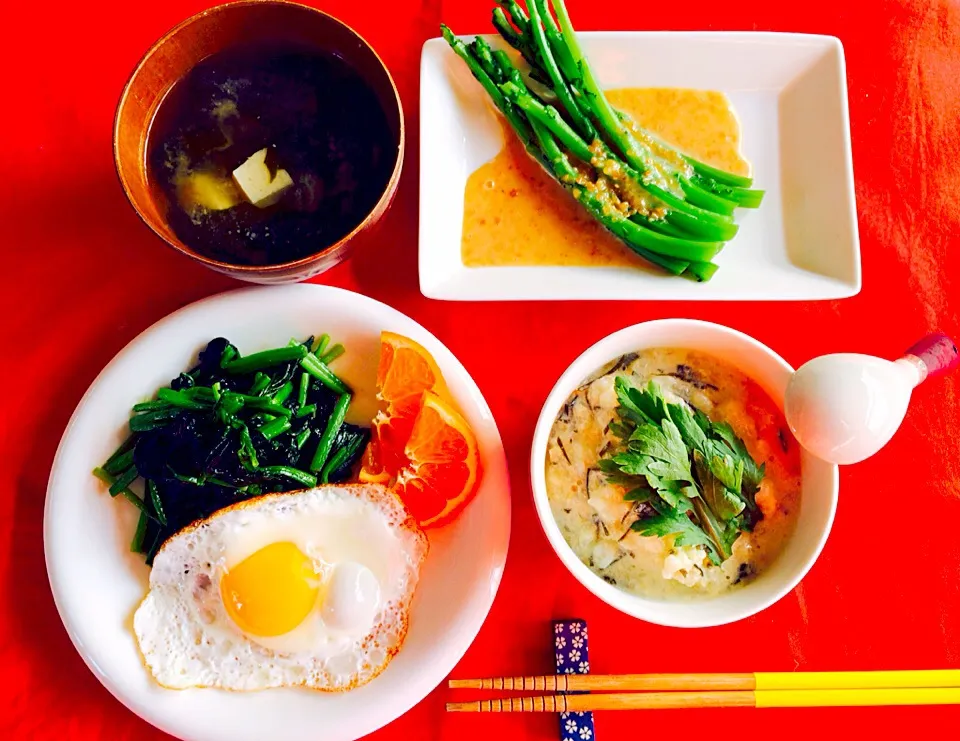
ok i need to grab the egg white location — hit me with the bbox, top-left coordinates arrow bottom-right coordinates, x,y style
133,484 -> 428,692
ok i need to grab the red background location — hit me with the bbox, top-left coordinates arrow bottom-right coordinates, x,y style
3,0 -> 960,738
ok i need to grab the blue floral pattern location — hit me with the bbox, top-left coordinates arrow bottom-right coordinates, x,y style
553,620 -> 595,741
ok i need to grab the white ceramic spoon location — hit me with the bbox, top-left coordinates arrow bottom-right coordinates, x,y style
784,333 -> 958,465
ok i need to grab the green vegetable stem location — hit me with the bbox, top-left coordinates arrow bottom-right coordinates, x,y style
441,0 -> 766,280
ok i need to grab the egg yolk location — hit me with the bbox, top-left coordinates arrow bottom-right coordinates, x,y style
220,542 -> 320,637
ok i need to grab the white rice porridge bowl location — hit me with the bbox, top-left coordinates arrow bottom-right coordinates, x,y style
530,320 -> 839,628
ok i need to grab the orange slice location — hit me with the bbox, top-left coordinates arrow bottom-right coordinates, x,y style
362,331 -> 452,481
394,392 -> 481,528
376,331 -> 449,407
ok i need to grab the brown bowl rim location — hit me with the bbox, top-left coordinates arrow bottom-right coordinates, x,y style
113,0 -> 405,275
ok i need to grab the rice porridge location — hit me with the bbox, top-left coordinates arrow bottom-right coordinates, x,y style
545,348 -> 801,600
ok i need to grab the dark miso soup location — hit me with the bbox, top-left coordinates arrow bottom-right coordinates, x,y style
148,42 -> 395,266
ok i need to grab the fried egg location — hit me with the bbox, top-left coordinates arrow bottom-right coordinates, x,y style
133,483 -> 428,691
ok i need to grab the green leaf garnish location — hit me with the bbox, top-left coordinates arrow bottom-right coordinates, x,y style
693,450 -> 745,523
631,509 -> 719,560
600,375 -> 767,566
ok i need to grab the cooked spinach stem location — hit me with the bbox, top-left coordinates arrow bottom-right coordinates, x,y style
220,344 -> 239,366
296,428 -> 312,449
132,400 -> 169,413
273,381 -> 294,405
237,423 -> 259,468
147,480 -> 167,526
103,436 -> 136,471
145,530 -> 163,564
296,404 -> 317,418
129,408 -> 181,432
249,372 -> 271,396
103,448 -> 135,476
157,387 -> 209,410
299,353 -> 350,394
258,465 -> 317,487
108,465 -> 139,496
93,467 -> 154,519
170,468 -> 206,485
91,466 -> 114,487
223,345 -> 307,374
297,371 -> 310,407
320,434 -> 365,484
310,393 -> 352,472
258,416 -> 292,440
313,333 -> 330,356
222,392 -> 292,417
219,393 -> 244,417
131,511 -> 148,553
122,490 -> 151,517
319,343 -> 345,365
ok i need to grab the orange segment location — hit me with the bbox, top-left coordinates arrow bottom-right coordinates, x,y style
371,399 -> 420,476
360,331 -> 482,527
362,331 -> 453,481
394,392 -> 481,528
376,331 -> 449,406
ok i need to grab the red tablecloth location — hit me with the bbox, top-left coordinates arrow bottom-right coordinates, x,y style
4,0 -> 960,738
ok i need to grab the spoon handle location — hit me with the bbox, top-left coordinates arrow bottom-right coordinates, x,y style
903,333 -> 959,382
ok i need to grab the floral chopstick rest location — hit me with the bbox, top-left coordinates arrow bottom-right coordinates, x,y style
554,619 -> 594,740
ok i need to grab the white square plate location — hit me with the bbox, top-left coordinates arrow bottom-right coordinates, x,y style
419,32 -> 861,301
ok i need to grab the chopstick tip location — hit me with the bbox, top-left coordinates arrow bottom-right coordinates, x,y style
446,701 -> 475,712
448,678 -> 481,689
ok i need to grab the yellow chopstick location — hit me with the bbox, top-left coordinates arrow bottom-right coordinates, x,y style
449,669 -> 960,693
446,687 -> 960,713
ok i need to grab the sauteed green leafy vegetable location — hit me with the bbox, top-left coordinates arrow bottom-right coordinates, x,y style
94,335 -> 368,564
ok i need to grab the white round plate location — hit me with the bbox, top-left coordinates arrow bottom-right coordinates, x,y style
44,285 -> 510,741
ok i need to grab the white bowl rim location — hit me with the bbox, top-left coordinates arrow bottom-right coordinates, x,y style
529,318 -> 839,628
